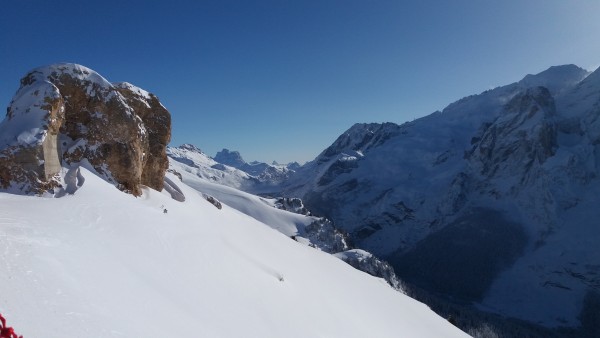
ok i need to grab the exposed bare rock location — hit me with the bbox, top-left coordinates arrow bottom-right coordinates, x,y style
115,82 -> 171,191
0,63 -> 171,196
163,176 -> 185,202
202,193 -> 223,210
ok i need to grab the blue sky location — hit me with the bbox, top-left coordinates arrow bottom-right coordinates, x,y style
1,0 -> 599,163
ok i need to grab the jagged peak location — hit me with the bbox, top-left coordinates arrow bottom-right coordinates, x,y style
177,143 -> 203,153
214,148 -> 246,168
217,148 -> 241,156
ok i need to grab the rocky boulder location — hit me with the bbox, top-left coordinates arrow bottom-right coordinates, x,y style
0,63 -> 171,196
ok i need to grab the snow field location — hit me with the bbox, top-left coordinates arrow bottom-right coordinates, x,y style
0,168 -> 468,337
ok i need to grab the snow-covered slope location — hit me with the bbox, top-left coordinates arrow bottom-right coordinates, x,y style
267,64 -> 600,330
167,144 -> 258,191
169,156 -> 405,286
167,144 -> 294,195
214,148 -> 296,185
0,165 -> 467,338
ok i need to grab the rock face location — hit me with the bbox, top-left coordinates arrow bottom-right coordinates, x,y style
0,63 -> 171,195
114,82 -> 171,192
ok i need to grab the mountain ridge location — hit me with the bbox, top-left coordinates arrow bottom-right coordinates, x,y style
188,63 -> 600,333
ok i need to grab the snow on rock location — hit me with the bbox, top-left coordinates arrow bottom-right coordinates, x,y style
334,249 -> 406,292
0,63 -> 171,196
0,78 -> 62,148
114,82 -> 153,107
273,197 -> 311,215
0,168 -> 468,338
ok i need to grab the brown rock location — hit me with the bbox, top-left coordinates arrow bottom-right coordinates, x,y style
115,82 -> 171,191
0,63 -> 171,196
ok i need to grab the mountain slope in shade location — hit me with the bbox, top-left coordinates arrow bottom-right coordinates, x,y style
259,64 -> 600,329
0,165 -> 468,338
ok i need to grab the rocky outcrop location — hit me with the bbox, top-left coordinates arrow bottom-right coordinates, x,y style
334,249 -> 405,292
115,82 -> 171,191
302,218 -> 349,253
202,193 -> 223,210
0,63 -> 171,195
274,197 -> 311,215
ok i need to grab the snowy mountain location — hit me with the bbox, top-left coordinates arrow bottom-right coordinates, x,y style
0,166 -> 470,337
0,64 -> 469,338
214,148 -> 296,183
213,148 -> 247,168
160,64 -> 600,334
168,156 -> 405,289
167,144 -> 259,191
168,145 -> 294,194
233,64 -> 598,333
6,60 -> 600,336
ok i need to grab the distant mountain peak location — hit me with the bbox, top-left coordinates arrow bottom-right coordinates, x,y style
178,143 -> 203,153
214,148 -> 246,168
519,64 -> 590,95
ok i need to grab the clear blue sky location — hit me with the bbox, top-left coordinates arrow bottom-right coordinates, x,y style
1,1 -> 599,163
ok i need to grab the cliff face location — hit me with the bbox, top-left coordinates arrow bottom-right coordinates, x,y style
0,63 -> 171,196
115,82 -> 171,192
